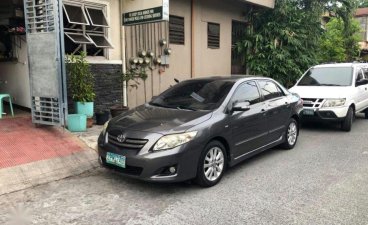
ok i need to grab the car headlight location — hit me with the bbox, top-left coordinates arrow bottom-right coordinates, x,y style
153,131 -> 198,151
322,99 -> 346,108
102,120 -> 110,136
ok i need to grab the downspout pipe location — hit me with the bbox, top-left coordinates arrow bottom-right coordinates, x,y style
120,0 -> 128,107
191,0 -> 195,78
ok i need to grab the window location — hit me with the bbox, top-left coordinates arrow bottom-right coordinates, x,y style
63,2 -> 112,57
169,15 -> 184,45
297,67 -> 353,87
150,79 -> 235,111
357,17 -> 367,41
258,81 -> 284,100
208,22 -> 220,49
231,81 -> 261,105
356,69 -> 364,82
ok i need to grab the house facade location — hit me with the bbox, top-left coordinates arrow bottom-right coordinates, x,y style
0,0 -> 274,125
355,8 -> 368,58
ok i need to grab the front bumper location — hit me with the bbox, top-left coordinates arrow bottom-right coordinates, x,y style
97,133 -> 203,182
301,106 -> 349,122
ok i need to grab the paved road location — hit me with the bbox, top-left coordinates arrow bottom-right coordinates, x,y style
1,115 -> 368,225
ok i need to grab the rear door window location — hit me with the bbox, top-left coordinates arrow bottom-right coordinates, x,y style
258,80 -> 284,101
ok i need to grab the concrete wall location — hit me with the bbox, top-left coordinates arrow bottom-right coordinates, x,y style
125,0 -> 249,108
0,38 -> 31,108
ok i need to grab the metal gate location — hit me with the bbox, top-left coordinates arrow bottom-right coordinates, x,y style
24,0 -> 67,126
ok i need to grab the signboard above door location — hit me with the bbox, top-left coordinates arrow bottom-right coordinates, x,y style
122,0 -> 169,26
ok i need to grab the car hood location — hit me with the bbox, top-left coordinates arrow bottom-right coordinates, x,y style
109,104 -> 212,135
289,86 -> 353,99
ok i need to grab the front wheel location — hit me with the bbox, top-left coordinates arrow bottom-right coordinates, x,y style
365,109 -> 368,119
341,107 -> 354,132
281,118 -> 298,150
195,141 -> 227,187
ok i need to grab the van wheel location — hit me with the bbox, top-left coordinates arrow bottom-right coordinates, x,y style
281,118 -> 298,150
195,141 -> 227,187
341,107 -> 354,132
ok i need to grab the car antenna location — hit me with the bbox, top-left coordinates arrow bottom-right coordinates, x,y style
174,78 -> 180,83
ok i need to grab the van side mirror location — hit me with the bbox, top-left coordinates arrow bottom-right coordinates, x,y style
232,101 -> 251,112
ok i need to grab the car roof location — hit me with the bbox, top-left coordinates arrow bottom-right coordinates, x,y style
313,63 -> 368,68
190,75 -> 269,82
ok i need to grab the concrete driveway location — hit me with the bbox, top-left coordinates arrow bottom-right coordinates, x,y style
1,115 -> 368,225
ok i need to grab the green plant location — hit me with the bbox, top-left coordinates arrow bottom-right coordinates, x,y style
120,66 -> 148,103
66,52 -> 95,102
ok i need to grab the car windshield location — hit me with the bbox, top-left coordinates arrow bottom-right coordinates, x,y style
150,79 -> 235,111
297,67 -> 353,86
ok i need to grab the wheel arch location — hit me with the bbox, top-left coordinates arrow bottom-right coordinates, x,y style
207,136 -> 231,163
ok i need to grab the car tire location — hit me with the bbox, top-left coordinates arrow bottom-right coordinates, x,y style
341,107 -> 354,132
195,141 -> 227,187
365,109 -> 368,119
281,118 -> 298,150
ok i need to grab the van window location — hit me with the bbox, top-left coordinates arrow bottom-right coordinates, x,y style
298,67 -> 353,86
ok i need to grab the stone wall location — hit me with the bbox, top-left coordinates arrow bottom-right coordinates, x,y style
67,63 -> 123,114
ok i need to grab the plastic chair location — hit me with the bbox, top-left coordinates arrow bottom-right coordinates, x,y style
0,94 -> 14,119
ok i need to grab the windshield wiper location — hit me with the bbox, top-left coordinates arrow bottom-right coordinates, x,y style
149,102 -> 173,109
176,105 -> 197,111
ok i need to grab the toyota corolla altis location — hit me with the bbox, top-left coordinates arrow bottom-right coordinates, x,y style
98,76 -> 303,187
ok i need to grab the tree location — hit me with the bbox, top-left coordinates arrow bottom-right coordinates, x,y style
318,18 -> 361,62
237,0 -> 323,87
236,0 -> 361,87
358,0 -> 368,8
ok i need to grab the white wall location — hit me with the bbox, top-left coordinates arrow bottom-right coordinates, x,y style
0,38 -> 31,108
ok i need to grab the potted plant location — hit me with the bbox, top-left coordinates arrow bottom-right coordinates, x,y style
110,67 -> 148,117
66,52 -> 96,118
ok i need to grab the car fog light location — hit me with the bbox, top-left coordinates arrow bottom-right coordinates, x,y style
169,167 -> 176,174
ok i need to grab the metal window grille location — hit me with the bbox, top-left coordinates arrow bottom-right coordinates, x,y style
24,0 -> 56,33
169,15 -> 184,45
208,22 -> 220,49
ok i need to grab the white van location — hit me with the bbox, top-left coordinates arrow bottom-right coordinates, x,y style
289,63 -> 368,131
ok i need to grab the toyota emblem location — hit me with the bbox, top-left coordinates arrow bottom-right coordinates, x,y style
117,134 -> 126,143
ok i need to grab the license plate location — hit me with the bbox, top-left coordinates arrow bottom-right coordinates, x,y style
106,152 -> 126,168
303,109 -> 315,116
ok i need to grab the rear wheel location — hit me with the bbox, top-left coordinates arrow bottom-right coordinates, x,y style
281,118 -> 298,150
341,107 -> 354,132
195,141 -> 227,187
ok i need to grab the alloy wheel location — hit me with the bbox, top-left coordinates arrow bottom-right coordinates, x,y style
287,122 -> 298,146
203,147 -> 224,181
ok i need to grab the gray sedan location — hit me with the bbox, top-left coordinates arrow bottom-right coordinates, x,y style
98,76 -> 303,187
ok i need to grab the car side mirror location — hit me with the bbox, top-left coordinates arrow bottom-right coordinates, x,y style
151,96 -> 158,101
356,78 -> 368,86
232,101 -> 251,112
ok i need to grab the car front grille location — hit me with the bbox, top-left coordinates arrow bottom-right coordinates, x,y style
302,98 -> 324,108
108,134 -> 148,150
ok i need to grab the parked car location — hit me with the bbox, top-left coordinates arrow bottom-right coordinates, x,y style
98,76 -> 303,187
289,63 -> 368,131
